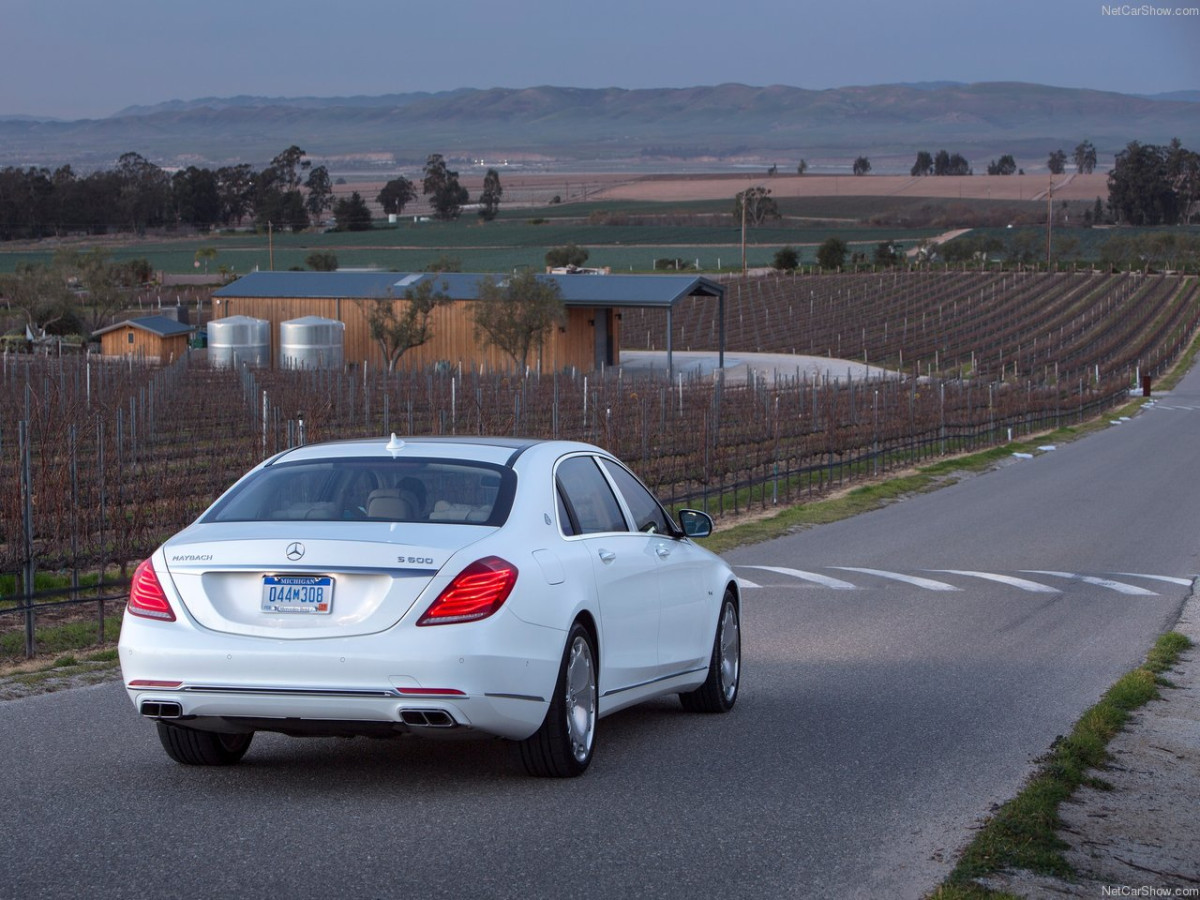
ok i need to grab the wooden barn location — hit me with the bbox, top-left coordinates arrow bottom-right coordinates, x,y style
210,271 -> 725,374
94,315 -> 194,363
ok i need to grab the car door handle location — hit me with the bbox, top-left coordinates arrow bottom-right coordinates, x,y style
655,545 -> 672,559
597,549 -> 616,563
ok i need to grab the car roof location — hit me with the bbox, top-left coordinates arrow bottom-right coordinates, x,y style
264,436 -> 607,469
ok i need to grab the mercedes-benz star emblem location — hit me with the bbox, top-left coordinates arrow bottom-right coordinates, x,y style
285,542 -> 305,561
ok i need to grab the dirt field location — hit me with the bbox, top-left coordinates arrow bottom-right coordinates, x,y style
334,171 -> 1110,212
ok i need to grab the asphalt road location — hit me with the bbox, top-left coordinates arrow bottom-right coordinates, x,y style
4,369 -> 1200,899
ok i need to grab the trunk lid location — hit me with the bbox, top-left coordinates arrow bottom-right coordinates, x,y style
160,521 -> 491,638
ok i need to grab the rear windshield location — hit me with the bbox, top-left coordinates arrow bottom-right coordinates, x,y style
202,457 -> 515,526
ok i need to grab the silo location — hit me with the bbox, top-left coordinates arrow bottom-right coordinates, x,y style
207,315 -> 270,368
279,316 -> 345,370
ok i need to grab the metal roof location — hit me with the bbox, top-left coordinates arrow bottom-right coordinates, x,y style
213,271 -> 723,309
93,315 -> 194,338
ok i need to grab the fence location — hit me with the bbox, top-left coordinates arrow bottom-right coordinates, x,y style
1,348 -> 1132,659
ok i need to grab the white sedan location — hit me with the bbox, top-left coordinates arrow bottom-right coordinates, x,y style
119,436 -> 740,777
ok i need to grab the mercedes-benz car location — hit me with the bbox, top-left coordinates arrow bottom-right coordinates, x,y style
119,436 -> 741,777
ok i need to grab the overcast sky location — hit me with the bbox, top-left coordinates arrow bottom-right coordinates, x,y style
5,0 -> 1198,119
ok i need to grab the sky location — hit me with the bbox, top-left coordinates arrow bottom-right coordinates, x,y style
4,0 -> 1199,119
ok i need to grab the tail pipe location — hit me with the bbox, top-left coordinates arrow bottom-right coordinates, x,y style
400,708 -> 458,729
140,700 -> 183,719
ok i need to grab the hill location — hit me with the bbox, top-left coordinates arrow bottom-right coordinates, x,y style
0,82 -> 1196,173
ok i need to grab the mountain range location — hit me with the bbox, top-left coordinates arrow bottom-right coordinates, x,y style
1,82 -> 1197,173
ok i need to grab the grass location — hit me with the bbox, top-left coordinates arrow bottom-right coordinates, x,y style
0,615 -> 123,667
931,631 -> 1193,898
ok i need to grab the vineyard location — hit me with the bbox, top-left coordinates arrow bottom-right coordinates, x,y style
3,270 -> 1199,657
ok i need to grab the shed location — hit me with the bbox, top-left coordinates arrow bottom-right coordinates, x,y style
94,315 -> 194,363
212,271 -> 724,375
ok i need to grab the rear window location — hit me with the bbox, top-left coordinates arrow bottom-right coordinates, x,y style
202,457 -> 515,526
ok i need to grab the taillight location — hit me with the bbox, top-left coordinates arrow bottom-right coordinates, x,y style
128,558 -> 176,621
417,556 -> 518,626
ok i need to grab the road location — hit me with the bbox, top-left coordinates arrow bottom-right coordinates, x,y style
3,370 -> 1200,899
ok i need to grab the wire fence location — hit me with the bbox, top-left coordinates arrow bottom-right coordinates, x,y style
1,347 -> 1132,659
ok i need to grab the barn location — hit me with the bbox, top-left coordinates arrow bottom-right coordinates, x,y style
94,315 -> 194,363
210,271 -> 725,374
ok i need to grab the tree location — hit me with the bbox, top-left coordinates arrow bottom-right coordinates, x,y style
986,155 -> 1017,176
473,270 -> 566,370
377,177 -> 417,216
852,156 -> 871,176
1108,141 -> 1181,225
934,150 -> 971,176
304,165 -> 333,222
361,279 -> 451,372
1074,140 -> 1097,174
194,245 -> 218,274
0,263 -> 74,333
215,163 -> 256,226
478,168 -> 503,221
874,241 -> 902,266
1047,149 -> 1068,175
733,186 -> 779,226
172,166 -> 221,229
772,246 -> 799,271
816,237 -> 848,270
545,244 -> 589,268
422,153 -> 469,220
911,152 -> 934,177
306,251 -> 339,271
332,192 -> 373,231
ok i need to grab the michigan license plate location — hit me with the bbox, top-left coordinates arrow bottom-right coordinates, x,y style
261,575 -> 334,614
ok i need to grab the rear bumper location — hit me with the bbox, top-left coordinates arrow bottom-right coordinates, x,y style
119,607 -> 563,741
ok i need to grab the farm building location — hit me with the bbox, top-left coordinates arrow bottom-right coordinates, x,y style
94,315 -> 194,363
210,271 -> 725,373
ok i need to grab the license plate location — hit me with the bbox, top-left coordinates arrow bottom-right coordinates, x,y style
261,575 -> 333,614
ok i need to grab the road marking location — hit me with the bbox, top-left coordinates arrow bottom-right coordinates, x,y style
740,566 -> 857,589
737,576 -> 763,589
1112,573 -> 1194,586
830,567 -> 960,591
929,570 -> 1060,593
1022,571 -> 1158,596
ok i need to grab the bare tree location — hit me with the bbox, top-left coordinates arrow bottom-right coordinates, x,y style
360,279 -> 451,372
472,271 -> 566,371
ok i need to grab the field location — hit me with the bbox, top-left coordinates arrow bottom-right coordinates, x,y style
0,171 -> 1120,278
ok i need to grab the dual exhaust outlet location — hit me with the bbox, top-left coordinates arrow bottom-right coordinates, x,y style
140,700 -> 183,718
140,701 -> 458,729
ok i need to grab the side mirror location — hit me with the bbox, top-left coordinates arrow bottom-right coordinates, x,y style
677,509 -> 713,539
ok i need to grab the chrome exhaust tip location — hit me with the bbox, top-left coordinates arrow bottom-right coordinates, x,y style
140,700 -> 183,719
400,708 -> 458,728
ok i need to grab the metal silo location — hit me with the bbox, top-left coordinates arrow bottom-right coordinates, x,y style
207,315 -> 270,368
279,316 -> 345,370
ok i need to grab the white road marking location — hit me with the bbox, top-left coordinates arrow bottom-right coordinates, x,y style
1112,573 -> 1195,586
830,567 -> 960,591
740,566 -> 857,590
930,570 -> 1060,593
737,576 -> 763,589
1022,571 -> 1158,596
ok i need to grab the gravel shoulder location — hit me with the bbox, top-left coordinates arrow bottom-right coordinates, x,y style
979,585 -> 1200,896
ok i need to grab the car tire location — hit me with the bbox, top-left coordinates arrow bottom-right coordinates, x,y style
156,722 -> 254,766
680,590 -> 740,713
518,622 -> 597,778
